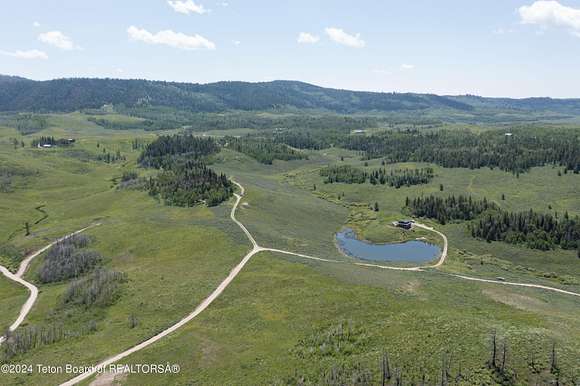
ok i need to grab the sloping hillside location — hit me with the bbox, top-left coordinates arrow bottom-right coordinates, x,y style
0,77 -> 471,113
2,76 -> 580,117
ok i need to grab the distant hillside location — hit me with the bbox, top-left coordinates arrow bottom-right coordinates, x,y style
0,75 -> 30,84
0,77 -> 472,113
449,94 -> 580,114
1,75 -> 580,116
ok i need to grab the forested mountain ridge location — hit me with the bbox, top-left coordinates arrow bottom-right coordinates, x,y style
0,75 -> 30,84
449,94 -> 580,114
0,76 -> 471,113
2,75 -> 580,115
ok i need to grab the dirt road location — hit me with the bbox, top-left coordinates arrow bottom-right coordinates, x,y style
0,225 -> 98,345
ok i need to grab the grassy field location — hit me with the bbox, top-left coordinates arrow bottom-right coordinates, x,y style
285,156 -> 580,289
118,251 -> 579,385
0,115 -> 250,384
0,113 -> 578,385
0,276 -> 27,333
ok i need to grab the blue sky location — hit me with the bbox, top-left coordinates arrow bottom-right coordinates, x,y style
1,0 -> 580,97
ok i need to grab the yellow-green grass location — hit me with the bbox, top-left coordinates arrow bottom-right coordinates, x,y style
0,276 -> 27,333
113,252 -> 579,385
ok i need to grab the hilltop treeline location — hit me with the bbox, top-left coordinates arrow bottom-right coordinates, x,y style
7,77 -> 580,118
140,135 -> 233,207
406,195 -> 497,224
470,210 -> 579,251
321,165 -> 434,187
0,78 -> 476,113
342,128 -> 580,174
222,136 -> 307,164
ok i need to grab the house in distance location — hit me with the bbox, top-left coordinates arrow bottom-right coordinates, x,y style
393,220 -> 414,230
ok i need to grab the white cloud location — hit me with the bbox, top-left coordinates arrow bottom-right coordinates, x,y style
0,49 -> 48,60
38,31 -> 78,50
33,21 -> 40,28
297,32 -> 320,44
167,0 -> 207,14
325,27 -> 365,48
127,26 -> 216,50
233,40 -> 241,45
400,64 -> 415,70
519,1 -> 580,36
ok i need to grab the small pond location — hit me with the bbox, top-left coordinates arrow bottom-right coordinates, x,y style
335,228 -> 441,263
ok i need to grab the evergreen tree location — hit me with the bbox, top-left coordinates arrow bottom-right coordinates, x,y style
140,135 -> 233,207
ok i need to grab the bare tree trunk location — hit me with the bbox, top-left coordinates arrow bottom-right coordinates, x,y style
455,361 -> 463,383
395,368 -> 402,386
381,351 -> 391,384
550,342 -> 558,375
489,331 -> 497,369
440,356 -> 448,386
501,340 -> 507,373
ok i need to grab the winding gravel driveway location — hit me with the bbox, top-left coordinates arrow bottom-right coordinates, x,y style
0,224 -> 99,345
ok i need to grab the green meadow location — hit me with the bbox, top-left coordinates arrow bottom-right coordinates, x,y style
0,113 -> 578,385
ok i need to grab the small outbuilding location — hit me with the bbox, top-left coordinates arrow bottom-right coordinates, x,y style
394,220 -> 414,230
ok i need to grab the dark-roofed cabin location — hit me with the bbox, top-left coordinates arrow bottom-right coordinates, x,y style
396,220 -> 413,230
